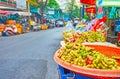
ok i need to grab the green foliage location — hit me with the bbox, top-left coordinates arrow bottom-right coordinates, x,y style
71,5 -> 80,18
66,0 -> 74,11
66,0 -> 80,18
38,1 -> 44,9
30,0 -> 39,7
47,0 -> 59,9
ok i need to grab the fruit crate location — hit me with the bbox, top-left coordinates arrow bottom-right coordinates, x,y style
58,65 -> 93,79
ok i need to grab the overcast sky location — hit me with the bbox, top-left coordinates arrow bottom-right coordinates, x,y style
56,0 -> 80,9
56,0 -> 70,9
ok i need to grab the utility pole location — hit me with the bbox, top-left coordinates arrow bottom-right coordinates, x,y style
26,0 -> 30,12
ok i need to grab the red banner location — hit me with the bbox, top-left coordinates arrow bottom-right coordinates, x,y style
80,0 -> 96,5
85,5 -> 96,14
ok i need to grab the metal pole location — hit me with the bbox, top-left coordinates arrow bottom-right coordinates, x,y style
27,0 -> 30,12
81,5 -> 84,18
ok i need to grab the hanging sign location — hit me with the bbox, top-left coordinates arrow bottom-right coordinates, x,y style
16,0 -> 26,10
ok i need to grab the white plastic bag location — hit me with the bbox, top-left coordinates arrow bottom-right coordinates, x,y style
63,21 -> 75,32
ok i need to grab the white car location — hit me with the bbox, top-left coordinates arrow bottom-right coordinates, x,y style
56,20 -> 64,27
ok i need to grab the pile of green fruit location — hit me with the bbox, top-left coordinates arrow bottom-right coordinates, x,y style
80,31 -> 106,42
63,30 -> 74,43
57,42 -> 120,70
63,30 -> 106,43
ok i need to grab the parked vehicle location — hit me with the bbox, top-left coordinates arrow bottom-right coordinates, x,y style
56,19 -> 64,27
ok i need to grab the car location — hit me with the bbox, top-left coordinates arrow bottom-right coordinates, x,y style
33,23 -> 40,31
56,19 -> 64,27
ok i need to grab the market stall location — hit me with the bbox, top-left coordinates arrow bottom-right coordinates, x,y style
54,0 -> 120,79
0,15 -> 23,36
0,10 -> 33,36
54,30 -> 120,79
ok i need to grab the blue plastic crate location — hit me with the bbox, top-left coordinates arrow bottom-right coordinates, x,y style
115,20 -> 120,25
75,74 -> 93,79
58,65 -> 75,79
58,65 -> 93,79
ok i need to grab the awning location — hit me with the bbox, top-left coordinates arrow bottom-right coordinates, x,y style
0,10 -> 7,15
9,11 -> 31,16
15,12 -> 31,16
0,6 -> 18,10
0,10 -> 12,15
96,0 -> 120,7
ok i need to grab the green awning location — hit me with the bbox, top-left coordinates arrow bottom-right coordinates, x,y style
96,0 -> 120,7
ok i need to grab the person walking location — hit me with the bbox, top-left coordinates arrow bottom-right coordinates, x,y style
110,21 -> 115,35
29,19 -> 34,31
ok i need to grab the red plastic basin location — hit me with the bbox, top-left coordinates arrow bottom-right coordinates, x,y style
54,44 -> 120,79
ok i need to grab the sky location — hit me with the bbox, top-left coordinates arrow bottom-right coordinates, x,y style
56,0 -> 80,9
56,0 -> 70,9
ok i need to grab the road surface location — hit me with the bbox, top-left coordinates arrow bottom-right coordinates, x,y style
0,27 -> 63,79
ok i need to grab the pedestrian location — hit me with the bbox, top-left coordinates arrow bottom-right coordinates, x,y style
115,25 -> 120,36
50,20 -> 53,28
29,19 -> 34,31
43,18 -> 46,23
22,18 -> 27,33
110,21 -> 115,35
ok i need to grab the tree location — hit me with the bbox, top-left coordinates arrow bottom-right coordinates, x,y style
65,0 -> 80,19
65,0 -> 75,19
47,0 -> 59,9
38,0 -> 48,20
38,0 -> 48,9
30,0 -> 39,7
71,5 -> 80,18
66,0 -> 80,19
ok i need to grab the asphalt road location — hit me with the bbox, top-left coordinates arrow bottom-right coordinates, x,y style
0,27 -> 63,79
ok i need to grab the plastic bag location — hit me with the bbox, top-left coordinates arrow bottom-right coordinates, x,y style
62,21 -> 75,43
84,19 -> 97,31
63,21 -> 75,32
